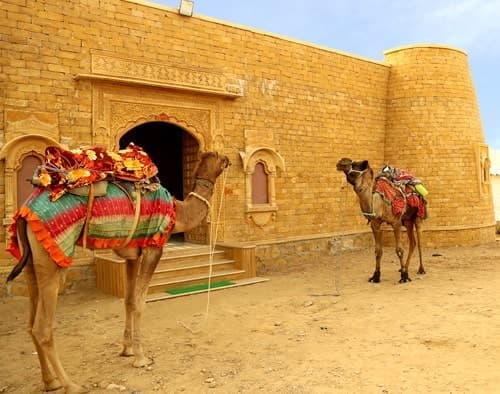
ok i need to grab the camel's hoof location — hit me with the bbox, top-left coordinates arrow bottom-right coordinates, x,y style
399,272 -> 412,283
120,347 -> 134,357
133,357 -> 153,368
43,378 -> 62,391
417,269 -> 426,275
65,382 -> 89,393
369,271 -> 381,283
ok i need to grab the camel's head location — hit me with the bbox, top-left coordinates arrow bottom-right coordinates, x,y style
336,158 -> 372,189
193,151 -> 231,185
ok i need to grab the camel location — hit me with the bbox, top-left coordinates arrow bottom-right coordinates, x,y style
336,158 -> 426,284
6,151 -> 230,393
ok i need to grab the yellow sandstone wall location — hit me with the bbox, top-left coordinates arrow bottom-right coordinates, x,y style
0,0 -> 495,283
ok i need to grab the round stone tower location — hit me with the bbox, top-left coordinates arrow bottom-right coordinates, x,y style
384,44 -> 495,246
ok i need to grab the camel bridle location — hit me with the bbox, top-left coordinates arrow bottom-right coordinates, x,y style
347,165 -> 377,218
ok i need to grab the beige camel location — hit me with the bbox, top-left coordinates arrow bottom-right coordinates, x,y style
336,158 -> 426,284
7,151 -> 230,393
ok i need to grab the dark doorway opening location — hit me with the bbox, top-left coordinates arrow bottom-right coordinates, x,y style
119,122 -> 184,200
120,121 -> 185,242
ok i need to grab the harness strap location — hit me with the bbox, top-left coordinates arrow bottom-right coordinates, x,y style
361,192 -> 377,218
82,183 -> 95,250
188,191 -> 211,222
121,186 -> 142,247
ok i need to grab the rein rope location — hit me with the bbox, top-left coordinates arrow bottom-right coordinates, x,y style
177,165 -> 230,334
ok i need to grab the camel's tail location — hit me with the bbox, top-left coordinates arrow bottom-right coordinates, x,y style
6,218 -> 30,282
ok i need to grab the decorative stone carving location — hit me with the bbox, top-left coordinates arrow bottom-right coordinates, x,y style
4,110 -> 59,143
76,52 -> 243,98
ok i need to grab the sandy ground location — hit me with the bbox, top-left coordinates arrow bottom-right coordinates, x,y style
0,241 -> 499,394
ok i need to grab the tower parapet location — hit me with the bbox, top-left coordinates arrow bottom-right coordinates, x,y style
384,44 -> 495,246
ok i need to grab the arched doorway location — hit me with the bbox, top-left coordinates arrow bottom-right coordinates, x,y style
119,121 -> 205,243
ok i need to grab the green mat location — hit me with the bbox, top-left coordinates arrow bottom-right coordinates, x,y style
166,280 -> 235,295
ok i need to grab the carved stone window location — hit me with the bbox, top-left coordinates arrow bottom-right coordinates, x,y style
240,147 -> 285,227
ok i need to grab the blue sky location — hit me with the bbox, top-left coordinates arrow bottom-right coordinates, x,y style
152,0 -> 499,151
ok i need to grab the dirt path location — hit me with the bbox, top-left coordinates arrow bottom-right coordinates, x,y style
1,242 -> 499,393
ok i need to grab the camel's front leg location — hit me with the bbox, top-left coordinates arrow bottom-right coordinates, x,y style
370,221 -> 383,283
131,246 -> 163,368
393,223 -> 410,283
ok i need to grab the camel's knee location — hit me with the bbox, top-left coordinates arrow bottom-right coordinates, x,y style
374,246 -> 383,259
396,247 -> 404,259
31,324 -> 53,346
124,298 -> 138,313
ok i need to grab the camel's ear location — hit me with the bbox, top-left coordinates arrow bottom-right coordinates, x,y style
351,160 -> 369,171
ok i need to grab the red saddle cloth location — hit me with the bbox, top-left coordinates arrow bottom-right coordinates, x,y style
374,178 -> 427,219
36,143 -> 158,201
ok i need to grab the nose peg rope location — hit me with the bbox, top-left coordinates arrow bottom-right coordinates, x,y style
177,165 -> 230,334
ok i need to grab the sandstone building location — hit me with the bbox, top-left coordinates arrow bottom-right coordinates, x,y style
1,0 -> 495,291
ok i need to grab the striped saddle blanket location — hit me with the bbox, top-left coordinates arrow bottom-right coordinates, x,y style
8,182 -> 176,268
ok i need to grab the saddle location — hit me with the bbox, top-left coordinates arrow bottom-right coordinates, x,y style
374,165 -> 428,219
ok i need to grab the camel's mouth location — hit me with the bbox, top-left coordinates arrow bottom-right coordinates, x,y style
336,158 -> 352,172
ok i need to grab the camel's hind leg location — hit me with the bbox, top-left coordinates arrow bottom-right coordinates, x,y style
403,220 -> 417,280
24,258 -> 62,391
415,219 -> 425,274
120,255 -> 141,357
130,247 -> 162,367
27,228 -> 85,393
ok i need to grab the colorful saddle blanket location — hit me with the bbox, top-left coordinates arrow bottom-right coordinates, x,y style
8,183 -> 176,268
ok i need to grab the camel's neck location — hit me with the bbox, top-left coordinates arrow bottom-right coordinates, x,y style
171,180 -> 214,234
353,176 -> 375,216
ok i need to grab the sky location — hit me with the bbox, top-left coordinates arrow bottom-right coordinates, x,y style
152,0 -> 499,151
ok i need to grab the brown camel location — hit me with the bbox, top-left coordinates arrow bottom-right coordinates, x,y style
6,151 -> 230,393
336,158 -> 426,284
